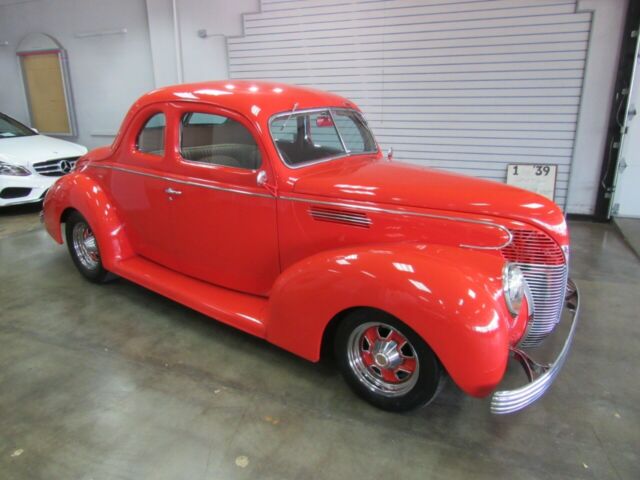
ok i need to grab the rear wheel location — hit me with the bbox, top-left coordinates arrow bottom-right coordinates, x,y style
65,211 -> 112,283
335,309 -> 442,412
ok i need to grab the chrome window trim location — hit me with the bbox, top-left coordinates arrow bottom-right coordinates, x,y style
268,107 -> 379,170
328,109 -> 349,153
90,164 -> 273,199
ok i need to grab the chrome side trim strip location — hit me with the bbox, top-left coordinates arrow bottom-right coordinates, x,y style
281,195 -> 512,249
491,279 -> 579,414
90,165 -> 511,249
90,164 -> 273,199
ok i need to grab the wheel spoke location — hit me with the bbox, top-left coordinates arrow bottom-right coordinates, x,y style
387,329 -> 407,347
397,357 -> 417,374
362,327 -> 379,347
380,368 -> 398,383
360,350 -> 375,368
72,222 -> 100,271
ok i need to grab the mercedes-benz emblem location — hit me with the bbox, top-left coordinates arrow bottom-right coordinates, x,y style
59,160 -> 72,173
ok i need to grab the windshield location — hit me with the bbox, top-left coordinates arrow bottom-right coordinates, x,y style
0,113 -> 36,139
270,108 -> 377,167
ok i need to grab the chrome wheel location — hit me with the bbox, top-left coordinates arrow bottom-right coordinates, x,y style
72,221 -> 99,270
347,322 -> 419,397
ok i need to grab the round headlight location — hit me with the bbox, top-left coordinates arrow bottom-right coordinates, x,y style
503,263 -> 526,317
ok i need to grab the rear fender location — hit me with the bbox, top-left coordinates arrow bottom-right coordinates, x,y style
267,243 -> 513,397
43,172 -> 133,270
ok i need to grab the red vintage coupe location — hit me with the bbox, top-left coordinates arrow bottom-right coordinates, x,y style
42,81 -> 578,414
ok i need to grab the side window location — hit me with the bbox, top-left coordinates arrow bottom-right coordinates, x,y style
136,113 -> 165,156
180,112 -> 261,170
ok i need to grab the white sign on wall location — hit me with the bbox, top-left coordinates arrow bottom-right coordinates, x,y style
506,164 -> 558,201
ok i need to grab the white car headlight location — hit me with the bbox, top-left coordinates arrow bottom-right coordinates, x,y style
503,263 -> 526,317
0,161 -> 31,176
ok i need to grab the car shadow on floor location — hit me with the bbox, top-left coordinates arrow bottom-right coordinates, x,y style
81,266 -> 473,422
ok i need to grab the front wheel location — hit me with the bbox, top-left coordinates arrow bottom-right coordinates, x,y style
65,211 -> 113,283
335,309 -> 442,412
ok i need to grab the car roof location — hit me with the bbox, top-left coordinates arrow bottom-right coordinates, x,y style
136,80 -> 359,120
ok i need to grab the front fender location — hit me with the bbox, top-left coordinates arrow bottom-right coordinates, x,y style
267,243 -> 514,397
43,172 -> 133,270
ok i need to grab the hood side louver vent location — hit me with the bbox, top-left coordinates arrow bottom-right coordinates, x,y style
309,206 -> 372,228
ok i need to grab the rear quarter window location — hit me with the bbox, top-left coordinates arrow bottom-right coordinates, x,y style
136,113 -> 165,156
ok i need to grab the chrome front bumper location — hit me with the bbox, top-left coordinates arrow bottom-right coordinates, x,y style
490,279 -> 579,414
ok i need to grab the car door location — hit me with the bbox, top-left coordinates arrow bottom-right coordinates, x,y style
164,103 -> 279,296
108,106 -> 177,268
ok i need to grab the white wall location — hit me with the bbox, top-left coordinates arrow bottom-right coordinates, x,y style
0,0 -> 258,148
0,0 -> 156,149
145,0 -> 259,87
177,0 -> 259,82
146,0 -> 181,87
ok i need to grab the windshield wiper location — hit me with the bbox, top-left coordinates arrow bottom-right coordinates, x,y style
280,102 -> 299,131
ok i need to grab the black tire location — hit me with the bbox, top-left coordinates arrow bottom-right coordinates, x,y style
335,309 -> 442,412
65,211 -> 113,283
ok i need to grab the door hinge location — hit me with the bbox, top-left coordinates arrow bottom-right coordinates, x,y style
611,203 -> 620,216
619,157 -> 628,173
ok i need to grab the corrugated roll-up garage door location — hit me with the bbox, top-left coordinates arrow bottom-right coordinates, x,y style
227,0 -> 593,209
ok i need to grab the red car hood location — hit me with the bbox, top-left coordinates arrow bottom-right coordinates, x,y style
292,158 -> 568,241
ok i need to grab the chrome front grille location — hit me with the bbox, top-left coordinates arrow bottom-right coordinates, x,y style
502,228 -> 568,348
33,157 -> 78,176
502,229 -> 565,265
517,263 -> 568,347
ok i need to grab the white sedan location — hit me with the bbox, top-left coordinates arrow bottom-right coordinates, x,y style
0,112 -> 88,207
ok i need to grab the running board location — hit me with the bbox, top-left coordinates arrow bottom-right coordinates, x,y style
111,256 -> 268,338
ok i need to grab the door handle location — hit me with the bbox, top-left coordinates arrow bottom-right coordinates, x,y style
164,187 -> 182,196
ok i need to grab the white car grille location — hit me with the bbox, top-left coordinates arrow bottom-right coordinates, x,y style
33,157 -> 78,176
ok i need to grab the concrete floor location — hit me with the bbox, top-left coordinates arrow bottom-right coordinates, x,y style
0,203 -> 42,240
614,217 -> 640,259
0,218 -> 638,480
